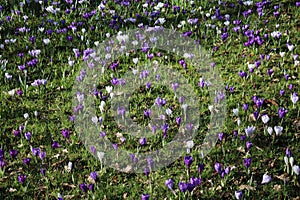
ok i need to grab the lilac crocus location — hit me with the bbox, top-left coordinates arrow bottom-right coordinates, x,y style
144,109 -> 151,118
24,132 -> 31,141
218,132 -> 224,142
90,171 -> 98,181
291,92 -> 299,105
141,194 -> 150,200
139,138 -> 146,146
165,178 -> 174,190
261,174 -> 271,184
245,126 -> 255,137
214,162 -> 222,174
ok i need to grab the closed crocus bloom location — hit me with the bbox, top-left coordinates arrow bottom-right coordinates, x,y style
291,92 -> 299,105
235,190 -> 243,199
289,157 -> 294,167
141,194 -> 150,200
267,127 -> 273,135
245,126 -> 255,137
79,183 -> 87,193
244,158 -> 252,169
293,165 -> 300,175
214,162 -> 222,173
261,115 -> 269,124
261,174 -> 271,184
164,178 -> 174,190
139,138 -> 146,146
179,182 -> 188,193
18,174 -> 26,184
184,156 -> 193,168
274,126 -> 283,136
284,156 -> 289,166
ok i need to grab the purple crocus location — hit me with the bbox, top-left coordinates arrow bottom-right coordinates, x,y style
40,168 -> 46,176
141,194 -> 150,200
79,183 -> 87,193
244,158 -> 252,168
61,129 -> 70,139
18,174 -> 26,184
139,138 -> 146,146
90,171 -> 98,181
88,184 -> 94,192
23,158 -> 31,165
10,149 -> 18,158
179,182 -> 188,193
144,109 -> 151,118
184,156 -> 193,169
165,178 -> 174,190
218,132 -> 224,142
24,132 -> 31,141
52,141 -> 61,149
278,107 -> 288,118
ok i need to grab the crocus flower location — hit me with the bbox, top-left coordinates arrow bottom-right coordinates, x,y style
141,194 -> 150,200
139,138 -> 146,146
214,162 -> 222,174
144,167 -> 150,177
10,149 -> 18,158
61,129 -> 70,139
24,132 -> 31,141
293,165 -> 300,175
261,114 -> 269,124
244,158 -> 252,168
18,174 -> 26,184
278,107 -> 288,118
179,182 -> 188,193
52,141 -> 61,149
286,147 -> 291,157
23,158 -> 31,165
274,126 -> 283,136
184,156 -> 193,168
291,92 -> 299,105
40,168 -> 46,176
218,132 -> 224,142
235,190 -> 243,199
261,174 -> 271,184
144,109 -> 151,118
165,178 -> 174,190
246,141 -> 252,149
190,177 -> 201,187
90,171 -> 98,181
79,183 -> 87,193
245,126 -> 255,137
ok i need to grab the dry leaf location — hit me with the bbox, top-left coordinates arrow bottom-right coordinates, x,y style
62,183 -> 76,188
273,184 -> 281,191
239,185 -> 256,191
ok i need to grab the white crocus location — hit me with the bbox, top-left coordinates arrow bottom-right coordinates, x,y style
274,126 -> 283,136
267,127 -> 273,135
261,115 -> 270,124
261,174 -> 271,184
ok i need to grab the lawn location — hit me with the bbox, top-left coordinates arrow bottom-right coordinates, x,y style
0,0 -> 299,199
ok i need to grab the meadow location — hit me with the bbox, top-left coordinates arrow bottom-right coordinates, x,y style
0,0 -> 299,199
